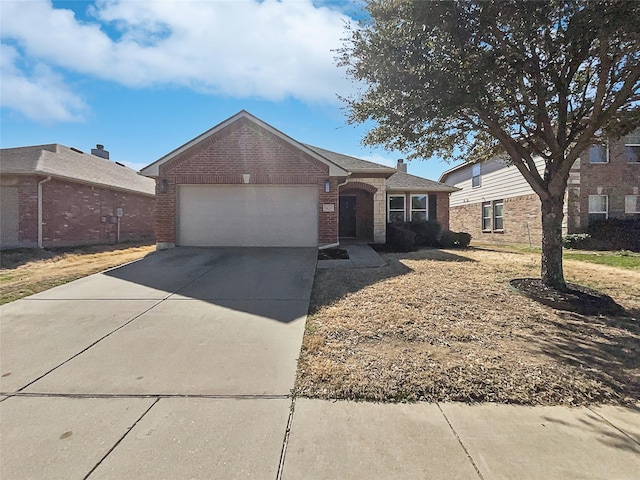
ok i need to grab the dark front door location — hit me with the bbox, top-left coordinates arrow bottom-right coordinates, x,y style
339,196 -> 357,237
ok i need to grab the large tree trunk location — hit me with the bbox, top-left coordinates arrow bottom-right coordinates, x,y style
540,194 -> 567,290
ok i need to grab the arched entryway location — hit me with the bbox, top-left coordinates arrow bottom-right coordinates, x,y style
339,182 -> 377,241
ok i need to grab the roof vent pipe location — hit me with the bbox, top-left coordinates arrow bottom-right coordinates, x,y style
397,158 -> 407,173
91,144 -> 110,159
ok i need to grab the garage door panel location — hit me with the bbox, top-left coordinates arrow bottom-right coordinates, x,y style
178,186 -> 318,247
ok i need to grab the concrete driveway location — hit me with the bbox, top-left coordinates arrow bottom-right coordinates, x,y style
1,247 -> 317,479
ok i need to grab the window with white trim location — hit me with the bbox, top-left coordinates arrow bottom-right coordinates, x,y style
623,130 -> 640,163
625,195 -> 640,214
493,200 -> 504,230
588,144 -> 608,163
588,195 -> 608,222
388,195 -> 406,222
410,194 -> 428,222
624,145 -> 640,163
472,164 -> 481,187
482,200 -> 503,231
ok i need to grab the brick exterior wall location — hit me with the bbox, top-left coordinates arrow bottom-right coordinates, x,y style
449,193 -> 541,246
567,135 -> 640,232
154,117 -> 336,247
435,192 -> 451,231
1,174 -> 154,248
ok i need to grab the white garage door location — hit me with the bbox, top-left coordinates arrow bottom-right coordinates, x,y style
178,185 -> 318,247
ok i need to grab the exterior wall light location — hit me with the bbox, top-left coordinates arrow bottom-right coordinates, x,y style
325,179 -> 331,192
160,178 -> 169,194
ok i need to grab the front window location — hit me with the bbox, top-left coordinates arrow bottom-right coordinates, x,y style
625,195 -> 640,214
588,144 -> 608,163
625,145 -> 640,163
388,195 -> 405,222
410,195 -> 428,222
493,201 -> 504,230
472,164 -> 481,187
482,202 -> 492,231
588,195 -> 608,222
482,200 -> 503,231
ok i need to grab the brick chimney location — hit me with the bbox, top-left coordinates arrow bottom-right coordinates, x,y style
91,144 -> 109,160
397,158 -> 407,173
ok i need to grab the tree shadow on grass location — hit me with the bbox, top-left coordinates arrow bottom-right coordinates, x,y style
532,311 -> 640,404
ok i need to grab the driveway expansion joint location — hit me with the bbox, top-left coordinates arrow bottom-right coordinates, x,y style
82,397 -> 160,480
276,397 -> 296,480
13,299 -> 166,394
3,392 -> 292,400
437,403 -> 485,480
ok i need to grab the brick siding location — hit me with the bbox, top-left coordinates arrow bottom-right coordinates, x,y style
154,117 -> 337,246
450,193 -> 541,246
3,174 -> 155,248
573,136 -> 640,229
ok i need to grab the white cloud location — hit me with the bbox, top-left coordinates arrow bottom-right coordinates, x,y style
0,0 -> 355,108
0,44 -> 87,123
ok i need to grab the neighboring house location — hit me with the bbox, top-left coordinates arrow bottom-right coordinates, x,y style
439,129 -> 640,246
0,144 -> 156,249
140,110 -> 457,249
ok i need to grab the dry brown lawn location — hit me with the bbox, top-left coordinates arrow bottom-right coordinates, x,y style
296,247 -> 640,405
0,244 -> 155,304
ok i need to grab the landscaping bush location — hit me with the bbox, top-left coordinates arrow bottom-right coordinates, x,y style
439,230 -> 472,249
409,220 -> 442,247
585,218 -> 640,252
562,233 -> 593,250
386,222 -> 417,252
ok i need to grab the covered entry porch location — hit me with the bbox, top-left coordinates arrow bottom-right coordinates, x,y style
338,180 -> 386,243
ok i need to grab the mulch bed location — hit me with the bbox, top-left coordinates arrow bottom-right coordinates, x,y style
510,278 -> 627,316
318,248 -> 349,260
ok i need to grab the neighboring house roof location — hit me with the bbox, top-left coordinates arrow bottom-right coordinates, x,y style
387,170 -> 459,192
140,110 -> 349,177
438,161 -> 475,183
0,144 -> 155,196
303,144 -> 396,175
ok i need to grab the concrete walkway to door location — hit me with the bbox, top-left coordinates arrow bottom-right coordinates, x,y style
1,247 -> 317,479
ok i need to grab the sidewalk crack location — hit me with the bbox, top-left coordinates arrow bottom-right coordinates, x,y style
437,403 -> 485,480
587,406 -> 640,447
83,397 -> 160,479
275,396 -> 296,480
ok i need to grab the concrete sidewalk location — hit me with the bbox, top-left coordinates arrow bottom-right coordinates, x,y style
281,399 -> 640,480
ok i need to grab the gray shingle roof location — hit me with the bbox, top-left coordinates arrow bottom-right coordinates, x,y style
387,170 -> 459,192
305,144 -> 458,192
0,144 -> 155,196
303,144 -> 396,173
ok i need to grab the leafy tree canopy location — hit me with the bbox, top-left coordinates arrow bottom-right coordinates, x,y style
339,0 -> 640,199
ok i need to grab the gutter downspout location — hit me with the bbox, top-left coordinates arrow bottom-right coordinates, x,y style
38,176 -> 52,249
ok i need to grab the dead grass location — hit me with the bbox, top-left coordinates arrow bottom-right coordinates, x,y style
0,243 -> 155,304
296,247 -> 640,406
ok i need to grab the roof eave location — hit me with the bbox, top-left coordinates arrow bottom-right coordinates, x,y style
140,110 -> 349,177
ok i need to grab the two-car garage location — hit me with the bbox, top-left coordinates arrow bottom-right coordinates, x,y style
177,185 -> 319,247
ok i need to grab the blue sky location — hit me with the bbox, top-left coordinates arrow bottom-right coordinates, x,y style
1,0 -> 458,180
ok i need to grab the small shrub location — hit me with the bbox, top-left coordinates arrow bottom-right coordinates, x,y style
457,232 -> 472,248
439,230 -> 472,249
563,233 -> 592,250
386,222 -> 417,252
409,220 -> 442,247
